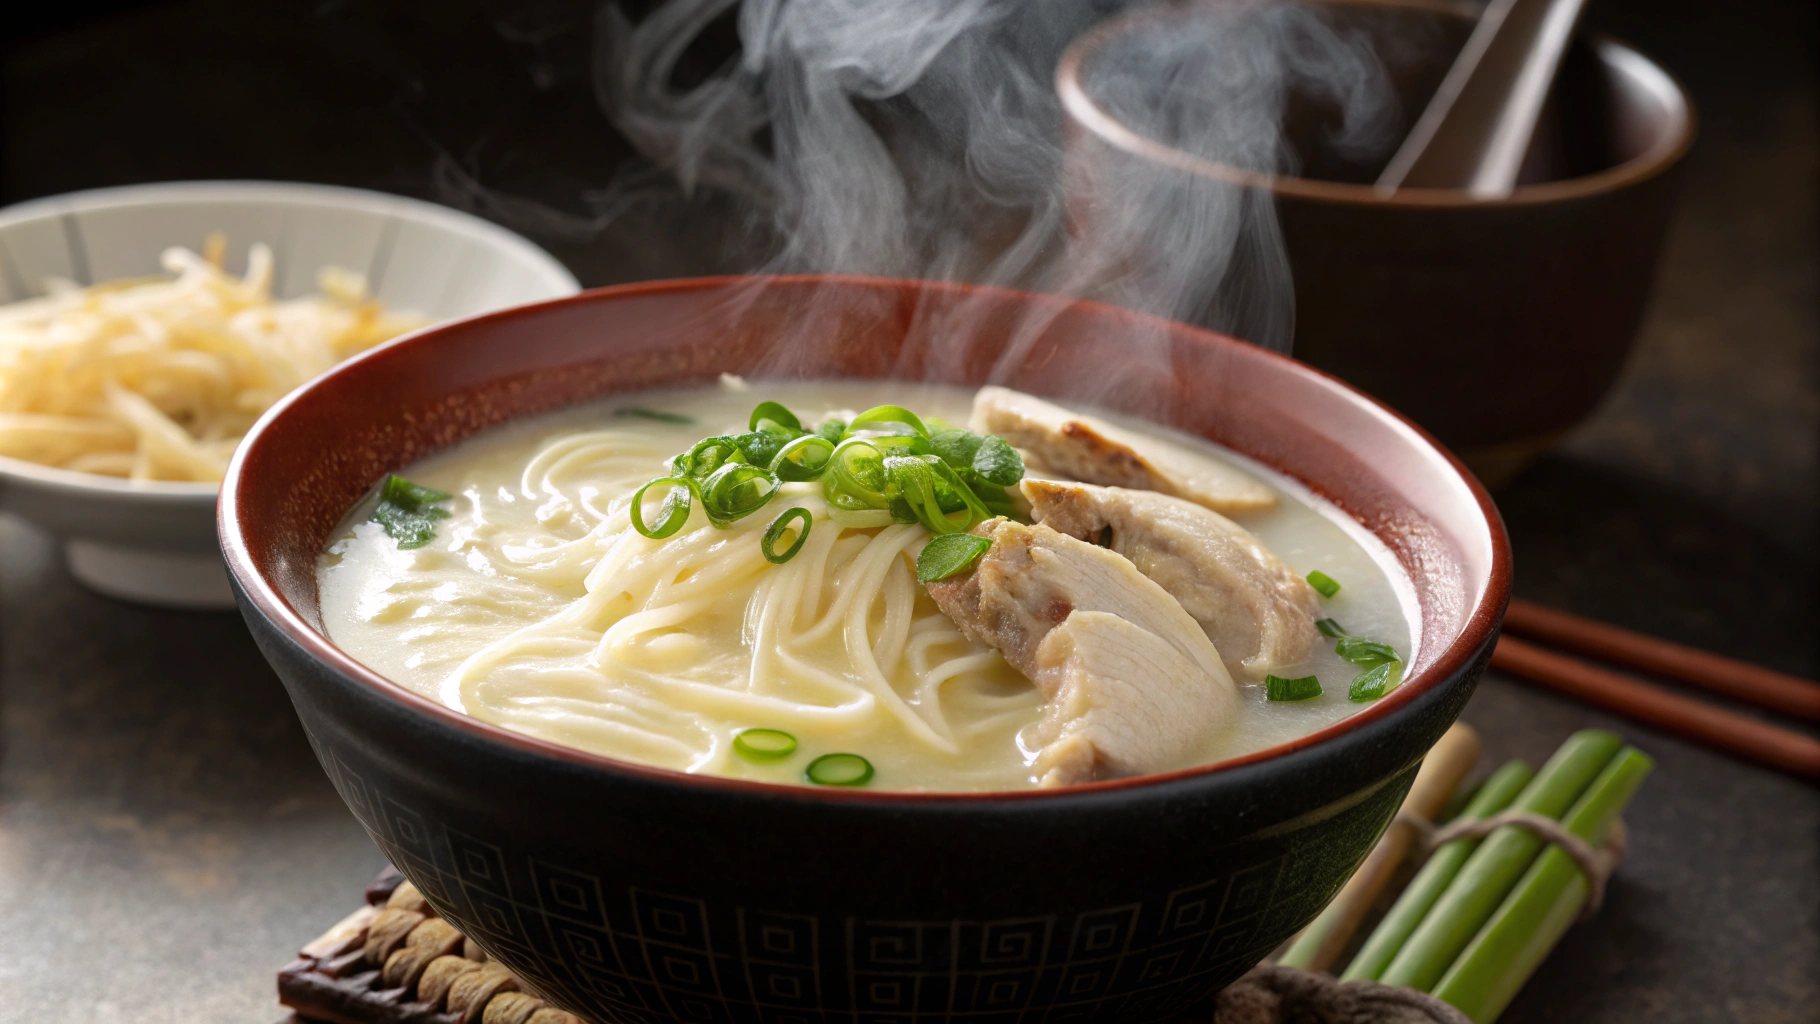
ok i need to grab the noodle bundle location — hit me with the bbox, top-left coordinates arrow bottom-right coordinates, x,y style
319,382 -> 1415,791
429,423 -> 1040,782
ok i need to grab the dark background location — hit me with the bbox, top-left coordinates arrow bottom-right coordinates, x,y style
0,1 -> 1814,1021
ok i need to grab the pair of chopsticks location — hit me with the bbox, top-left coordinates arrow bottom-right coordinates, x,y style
1491,598 -> 1820,778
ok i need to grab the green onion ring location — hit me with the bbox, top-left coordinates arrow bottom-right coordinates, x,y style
769,434 -> 836,482
700,462 -> 780,526
847,404 -> 930,439
733,727 -> 798,761
749,400 -> 803,435
678,435 -> 744,479
829,438 -> 891,508
761,507 -> 814,564
827,506 -> 896,529
925,456 -> 992,526
628,477 -> 694,539
805,752 -> 874,786
884,455 -> 959,535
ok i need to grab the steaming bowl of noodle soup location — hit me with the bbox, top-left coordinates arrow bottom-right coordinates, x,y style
221,275 -> 1507,1022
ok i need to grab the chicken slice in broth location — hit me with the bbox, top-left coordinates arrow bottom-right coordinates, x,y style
1023,479 -> 1321,682
924,519 -> 1237,786
969,385 -> 1277,514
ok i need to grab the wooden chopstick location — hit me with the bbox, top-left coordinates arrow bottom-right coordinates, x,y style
1491,635 -> 1820,778
1503,598 -> 1820,721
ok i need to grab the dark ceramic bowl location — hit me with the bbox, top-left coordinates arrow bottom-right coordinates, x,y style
220,276 -> 1508,1024
1058,0 -> 1693,486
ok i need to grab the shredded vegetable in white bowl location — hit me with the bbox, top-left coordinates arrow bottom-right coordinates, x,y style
0,238 -> 427,482
0,181 -> 578,608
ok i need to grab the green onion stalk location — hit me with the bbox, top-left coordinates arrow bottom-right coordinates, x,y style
1375,729 -> 1626,992
1342,760 -> 1537,981
1431,747 -> 1653,1022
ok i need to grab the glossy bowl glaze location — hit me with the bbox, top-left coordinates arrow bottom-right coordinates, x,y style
221,276 -> 1508,1023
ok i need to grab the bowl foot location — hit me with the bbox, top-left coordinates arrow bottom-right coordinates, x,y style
65,540 -> 235,609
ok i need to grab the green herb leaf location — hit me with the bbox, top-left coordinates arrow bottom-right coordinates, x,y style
917,532 -> 992,582
1266,673 -> 1324,701
761,507 -> 813,564
1336,636 -> 1401,668
929,429 -> 984,472
733,728 -> 797,762
1306,570 -> 1341,598
749,401 -> 803,435
616,407 -> 694,424
1315,617 -> 1350,639
731,430 -> 787,469
370,474 -> 452,549
1348,660 -> 1403,701
805,752 -> 874,786
971,435 -> 1025,487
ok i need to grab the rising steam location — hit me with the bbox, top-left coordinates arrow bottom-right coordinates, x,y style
589,0 -> 1396,361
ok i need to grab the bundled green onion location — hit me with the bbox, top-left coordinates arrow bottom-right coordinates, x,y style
628,400 -> 1026,569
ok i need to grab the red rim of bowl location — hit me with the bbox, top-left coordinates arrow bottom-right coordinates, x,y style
220,273 -> 1511,805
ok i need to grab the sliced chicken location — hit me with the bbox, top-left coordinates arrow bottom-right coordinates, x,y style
1022,479 -> 1320,681
925,519 -> 1236,786
969,385 -> 1275,514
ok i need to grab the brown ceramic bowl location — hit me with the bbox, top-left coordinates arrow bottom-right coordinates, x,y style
1058,0 -> 1694,485
220,276 -> 1508,1023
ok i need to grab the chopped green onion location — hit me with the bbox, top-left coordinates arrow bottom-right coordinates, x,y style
1315,617 -> 1349,639
369,474 -> 452,549
749,401 -> 803,435
628,477 -> 694,539
768,434 -> 836,481
699,462 -> 780,526
805,752 -> 874,786
761,507 -> 813,564
674,434 -> 743,479
733,728 -> 798,762
828,438 -> 891,507
1266,673 -> 1323,701
971,434 -> 1025,487
1306,570 -> 1341,598
916,532 -> 992,582
814,418 -> 846,443
847,404 -> 930,439
1336,636 -> 1401,668
616,407 -> 694,424
1348,660 -> 1403,701
828,507 -> 896,529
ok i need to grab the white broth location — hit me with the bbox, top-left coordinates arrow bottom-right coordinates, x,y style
318,380 -> 1416,791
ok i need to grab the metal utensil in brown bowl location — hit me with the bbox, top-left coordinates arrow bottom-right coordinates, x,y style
219,275 -> 1509,1024
1057,0 -> 1694,486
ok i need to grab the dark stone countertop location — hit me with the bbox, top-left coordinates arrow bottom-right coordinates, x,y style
1,0 -> 1813,1020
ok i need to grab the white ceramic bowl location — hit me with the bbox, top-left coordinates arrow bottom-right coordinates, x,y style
0,181 -> 580,608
